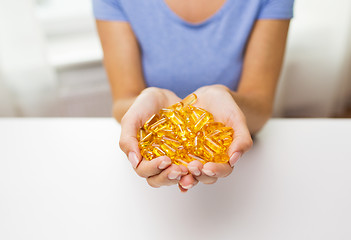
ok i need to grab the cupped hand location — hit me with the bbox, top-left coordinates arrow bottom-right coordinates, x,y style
119,87 -> 191,188
187,85 -> 253,185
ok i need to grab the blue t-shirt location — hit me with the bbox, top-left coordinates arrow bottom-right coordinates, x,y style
93,0 -> 294,98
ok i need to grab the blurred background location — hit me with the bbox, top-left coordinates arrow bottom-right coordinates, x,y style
0,0 -> 350,118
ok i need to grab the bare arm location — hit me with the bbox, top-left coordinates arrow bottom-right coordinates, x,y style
233,20 -> 290,134
96,20 -> 146,122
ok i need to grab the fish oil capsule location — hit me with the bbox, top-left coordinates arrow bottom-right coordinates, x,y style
194,112 -> 214,132
206,129 -> 222,140
160,136 -> 182,148
181,93 -> 197,106
160,142 -> 177,157
174,124 -> 187,141
176,146 -> 188,159
218,127 -> 234,137
170,102 -> 186,116
152,143 -> 167,157
185,106 -> 199,125
140,132 -> 154,143
219,137 -> 233,147
204,122 -> 225,134
213,154 -> 230,163
187,154 -> 206,165
137,128 -> 147,141
138,93 -> 234,165
204,136 -> 224,153
203,145 -> 215,161
144,114 -> 159,130
138,132 -> 154,148
163,109 -> 184,125
148,117 -> 168,133
173,158 -> 190,166
141,148 -> 156,160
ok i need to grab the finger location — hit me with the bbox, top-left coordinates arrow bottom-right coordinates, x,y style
226,109 -> 253,167
178,184 -> 188,193
119,89 -> 165,168
187,161 -> 218,185
187,160 -> 203,177
146,164 -> 185,188
135,156 -> 172,178
178,174 -> 199,191
202,162 -> 233,178
119,113 -> 143,168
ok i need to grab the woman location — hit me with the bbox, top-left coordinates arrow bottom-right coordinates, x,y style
93,0 -> 294,192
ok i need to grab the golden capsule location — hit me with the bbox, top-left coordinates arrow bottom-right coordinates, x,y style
170,102 -> 186,115
174,124 -> 187,141
140,132 -> 154,143
144,114 -> 159,130
206,129 -> 222,140
176,146 -> 188,159
193,146 -> 203,156
160,142 -> 177,157
152,143 -> 167,157
185,107 -> 199,125
173,158 -> 190,166
160,136 -> 182,148
182,93 -> 197,106
138,132 -> 154,149
148,117 -> 168,133
213,154 -> 230,163
137,128 -> 147,141
163,110 -> 184,125
138,93 -> 234,165
141,148 -> 156,160
204,136 -> 224,153
156,129 -> 178,139
203,145 -> 215,160
218,127 -> 234,137
219,137 -> 233,147
194,112 -> 214,132
204,122 -> 225,133
187,154 -> 206,165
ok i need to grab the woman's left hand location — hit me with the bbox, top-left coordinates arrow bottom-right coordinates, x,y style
180,85 -> 253,188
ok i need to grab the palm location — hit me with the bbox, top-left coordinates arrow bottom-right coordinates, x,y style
193,87 -> 238,128
132,89 -> 182,129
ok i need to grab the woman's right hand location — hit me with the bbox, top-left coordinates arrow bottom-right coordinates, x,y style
118,87 -> 194,189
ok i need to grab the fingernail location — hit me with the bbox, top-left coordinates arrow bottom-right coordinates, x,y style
168,171 -> 181,180
180,183 -> 193,190
158,159 -> 171,170
229,152 -> 242,167
128,152 -> 140,168
202,169 -> 215,176
188,166 -> 201,176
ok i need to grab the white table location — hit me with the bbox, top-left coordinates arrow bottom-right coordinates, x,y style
0,119 -> 350,240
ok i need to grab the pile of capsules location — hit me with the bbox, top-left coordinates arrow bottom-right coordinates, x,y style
138,94 -> 234,166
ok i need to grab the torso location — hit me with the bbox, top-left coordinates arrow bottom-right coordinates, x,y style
105,0 -> 285,98
164,0 -> 227,24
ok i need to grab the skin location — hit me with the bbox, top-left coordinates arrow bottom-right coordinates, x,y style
96,0 -> 290,192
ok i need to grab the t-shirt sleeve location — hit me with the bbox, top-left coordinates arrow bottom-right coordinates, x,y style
258,0 -> 294,20
92,0 -> 128,21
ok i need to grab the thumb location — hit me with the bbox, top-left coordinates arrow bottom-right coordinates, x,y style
227,111 -> 253,167
119,114 -> 143,169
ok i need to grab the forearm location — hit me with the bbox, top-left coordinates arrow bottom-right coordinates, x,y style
229,91 -> 272,135
113,97 -> 138,123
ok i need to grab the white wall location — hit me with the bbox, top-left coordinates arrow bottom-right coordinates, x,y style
0,0 -> 58,117
274,0 -> 351,117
